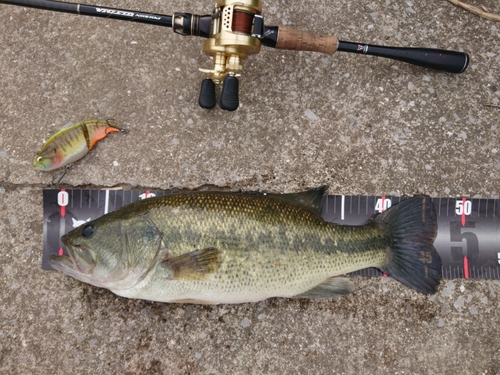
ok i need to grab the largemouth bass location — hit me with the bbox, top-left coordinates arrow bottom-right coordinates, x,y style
50,188 -> 441,304
34,120 -> 125,171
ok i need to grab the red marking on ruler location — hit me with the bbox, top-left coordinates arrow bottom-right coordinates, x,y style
60,188 -> 66,218
461,197 -> 466,227
464,256 -> 469,279
59,248 -> 64,256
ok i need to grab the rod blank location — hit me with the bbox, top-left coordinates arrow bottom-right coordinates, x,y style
0,0 -> 173,27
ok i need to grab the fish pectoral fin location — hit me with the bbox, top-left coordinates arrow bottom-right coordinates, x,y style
293,277 -> 355,299
162,247 -> 222,280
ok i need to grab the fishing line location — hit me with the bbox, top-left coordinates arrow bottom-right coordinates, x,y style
231,10 -> 253,34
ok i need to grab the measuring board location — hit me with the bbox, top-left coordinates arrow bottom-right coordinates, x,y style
42,189 -> 500,279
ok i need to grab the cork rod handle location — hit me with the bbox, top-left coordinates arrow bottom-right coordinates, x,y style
275,26 -> 339,55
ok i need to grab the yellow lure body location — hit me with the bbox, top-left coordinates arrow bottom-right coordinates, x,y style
34,120 -> 123,171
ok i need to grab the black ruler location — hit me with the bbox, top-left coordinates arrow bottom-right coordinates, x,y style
42,189 -> 500,279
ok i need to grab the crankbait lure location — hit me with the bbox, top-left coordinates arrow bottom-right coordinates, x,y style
34,120 -> 126,171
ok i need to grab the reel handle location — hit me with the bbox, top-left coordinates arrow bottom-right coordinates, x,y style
199,79 -> 217,109
220,76 -> 239,111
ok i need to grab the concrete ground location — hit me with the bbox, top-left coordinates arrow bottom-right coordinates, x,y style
1,0 -> 499,374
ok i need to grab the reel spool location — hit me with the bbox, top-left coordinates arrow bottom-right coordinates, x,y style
199,0 -> 264,111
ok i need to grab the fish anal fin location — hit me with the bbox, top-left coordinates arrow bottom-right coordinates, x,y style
294,277 -> 355,299
171,299 -> 219,305
162,247 -> 221,280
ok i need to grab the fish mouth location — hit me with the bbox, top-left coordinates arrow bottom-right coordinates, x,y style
49,236 -> 94,275
49,236 -> 77,273
33,162 -> 48,170
49,253 -> 76,272
33,157 -> 52,171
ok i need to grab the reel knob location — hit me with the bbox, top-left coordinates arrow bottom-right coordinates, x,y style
199,78 -> 217,109
220,75 -> 239,111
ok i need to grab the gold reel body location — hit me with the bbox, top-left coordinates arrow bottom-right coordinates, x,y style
201,0 -> 262,83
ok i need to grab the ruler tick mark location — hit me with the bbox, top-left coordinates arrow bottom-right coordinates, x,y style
105,190 -> 110,215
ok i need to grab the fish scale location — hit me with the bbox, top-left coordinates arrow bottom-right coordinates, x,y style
49,188 -> 441,304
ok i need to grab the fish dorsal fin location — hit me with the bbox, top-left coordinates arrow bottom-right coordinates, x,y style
162,248 -> 222,280
60,121 -> 76,130
275,186 -> 328,215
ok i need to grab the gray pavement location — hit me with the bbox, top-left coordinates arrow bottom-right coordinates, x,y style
1,0 -> 499,374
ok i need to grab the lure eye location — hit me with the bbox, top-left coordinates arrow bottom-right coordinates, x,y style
81,224 -> 95,238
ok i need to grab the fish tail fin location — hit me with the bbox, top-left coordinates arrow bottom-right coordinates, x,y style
376,196 -> 441,294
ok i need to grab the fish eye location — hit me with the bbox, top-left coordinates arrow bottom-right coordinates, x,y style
81,224 -> 95,238
36,156 -> 43,162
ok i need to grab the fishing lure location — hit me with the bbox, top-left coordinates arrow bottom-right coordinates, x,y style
34,120 -> 126,171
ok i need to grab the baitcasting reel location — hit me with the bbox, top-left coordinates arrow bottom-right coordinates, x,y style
198,0 -> 263,111
173,0 -> 338,111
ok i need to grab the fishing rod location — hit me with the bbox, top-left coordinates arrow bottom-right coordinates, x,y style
0,0 -> 470,111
